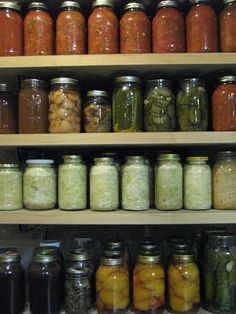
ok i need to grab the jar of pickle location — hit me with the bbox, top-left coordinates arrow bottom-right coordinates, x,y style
49,77 -> 81,133
0,83 -> 17,134
220,0 -> 236,52
144,79 -> 175,132
176,78 -> 209,131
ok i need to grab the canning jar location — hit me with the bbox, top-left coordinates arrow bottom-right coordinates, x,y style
24,2 -> 53,55
184,157 -> 212,210
212,76 -> 236,131
0,2 -> 23,56
56,1 -> 86,55
48,77 -> 81,133
220,0 -> 236,52
18,79 -> 48,133
177,78 -> 209,131
186,0 -> 218,52
155,154 -> 183,210
122,156 -> 149,210
23,159 -> 56,210
120,2 -> 151,54
58,155 -> 87,210
152,0 -> 185,53
113,76 -> 143,132
84,90 -> 111,133
0,83 -> 17,134
144,79 -> 175,132
90,157 -> 118,211
88,0 -> 118,54
213,151 -> 236,209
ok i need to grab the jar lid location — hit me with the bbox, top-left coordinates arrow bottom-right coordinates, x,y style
0,83 -> 11,92
104,240 -> 124,250
21,79 -> 47,89
126,156 -> 145,161
0,247 -> 18,254
33,252 -> 57,263
0,252 -> 20,262
157,0 -> 178,9
208,231 -> 236,241
92,0 -> 114,9
60,1 -> 81,9
28,2 -> 48,10
0,163 -> 19,168
218,76 -> 236,83
0,2 -> 21,11
94,157 -> 114,163
172,254 -> 195,263
223,0 -> 236,4
33,246 -> 58,256
86,90 -> 108,97
63,155 -> 83,162
190,0 -> 211,4
124,2 -> 145,11
39,240 -> 61,248
26,159 -> 54,164
138,254 -> 161,264
171,241 -> 193,254
139,241 -> 160,252
181,78 -> 205,87
216,151 -> 236,159
102,257 -> 124,266
146,79 -> 172,88
50,77 -> 79,86
157,154 -> 180,160
66,267 -> 85,275
67,250 -> 92,261
186,156 -> 208,161
115,76 -> 141,84
104,250 -> 123,258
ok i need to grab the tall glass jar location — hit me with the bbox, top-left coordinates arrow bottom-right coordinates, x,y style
58,155 -> 87,210
18,79 -> 48,133
67,250 -> 95,280
90,157 -> 118,211
144,79 -> 175,132
176,78 -> 209,131
213,151 -> 236,209
155,154 -> 183,210
220,0 -> 236,52
0,83 -> 17,134
48,77 -> 81,133
113,76 -> 143,132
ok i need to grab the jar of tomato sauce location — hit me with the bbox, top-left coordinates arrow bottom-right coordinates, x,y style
220,0 -> 236,52
24,2 -> 53,56
120,2 -> 151,54
186,0 -> 218,52
88,0 -> 118,54
0,2 -> 23,56
212,76 -> 236,131
56,1 -> 86,55
152,0 -> 185,53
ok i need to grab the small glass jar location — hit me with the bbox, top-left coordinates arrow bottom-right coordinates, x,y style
220,0 -> 236,52
122,156 -> 149,211
18,79 -> 48,134
23,159 -> 56,210
176,78 -> 209,131
213,151 -> 236,209
0,83 -> 17,134
155,154 -> 183,210
84,90 -> 111,133
48,77 -> 81,133
113,76 -> 143,132
144,79 -> 175,132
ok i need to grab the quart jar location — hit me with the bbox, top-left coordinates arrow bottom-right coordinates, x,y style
176,78 -> 209,131
56,1 -> 86,55
212,76 -> 236,131
58,155 -> 87,210
144,79 -> 175,132
122,156 -> 149,211
113,76 -> 143,132
48,77 -> 81,133
220,0 -> 236,52
18,79 -> 48,133
0,83 -> 17,134
155,154 -> 183,210
67,250 -> 95,280
23,159 -> 56,210
213,151 -> 236,209
90,157 -> 118,211
84,90 -> 111,133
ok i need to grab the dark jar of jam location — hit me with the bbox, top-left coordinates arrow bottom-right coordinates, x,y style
220,0 -> 236,52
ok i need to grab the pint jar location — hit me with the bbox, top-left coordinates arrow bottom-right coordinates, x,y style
220,0 -> 236,52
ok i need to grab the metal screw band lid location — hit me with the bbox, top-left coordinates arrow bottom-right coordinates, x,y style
102,256 -> 124,266
28,2 -> 48,10
0,2 -> 21,12
0,83 -> 11,92
60,1 -> 81,10
115,76 -> 141,84
50,77 -> 79,86
219,76 -> 236,84
87,90 -> 108,97
0,163 -> 19,168
190,0 -> 211,4
92,0 -> 114,9
157,0 -> 178,9
124,2 -> 145,11
0,252 -> 20,262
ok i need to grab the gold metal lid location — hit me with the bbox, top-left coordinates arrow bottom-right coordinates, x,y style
60,1 -> 81,10
32,252 -> 57,263
126,155 -> 145,161
92,0 -> 114,9
28,2 -> 48,10
63,155 -> 83,163
50,77 -> 79,86
138,254 -> 161,264
115,76 -> 141,84
67,250 -> 92,261
172,254 -> 195,263
102,256 -> 124,266
94,157 -> 114,163
86,90 -> 108,97
124,2 -> 145,11
157,0 -> 178,9
186,156 -> 208,161
0,2 -> 21,12
157,154 -> 180,160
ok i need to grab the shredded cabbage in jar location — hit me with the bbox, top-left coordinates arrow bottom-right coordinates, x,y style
0,169 -> 22,210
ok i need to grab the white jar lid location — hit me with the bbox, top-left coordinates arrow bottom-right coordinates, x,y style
26,159 -> 54,164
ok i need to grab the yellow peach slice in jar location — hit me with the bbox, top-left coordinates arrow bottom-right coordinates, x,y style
134,298 -> 150,311
138,265 -> 164,282
99,290 -> 128,309
96,265 -> 117,283
96,295 -> 105,311
134,284 -> 152,302
144,277 -> 165,298
179,263 -> 199,282
101,270 -> 129,292
168,264 -> 183,283
170,294 -> 193,312
172,279 -> 199,302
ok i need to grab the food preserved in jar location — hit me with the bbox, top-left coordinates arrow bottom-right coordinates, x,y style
56,1 -> 86,55
220,0 -> 236,52
0,83 -> 17,134
152,0 -> 185,53
120,2 -> 151,53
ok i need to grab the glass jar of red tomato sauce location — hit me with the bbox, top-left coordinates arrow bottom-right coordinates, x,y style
186,0 -> 218,52
0,2 -> 23,56
152,0 -> 185,53
120,2 -> 151,54
24,2 -> 53,56
220,0 -> 236,52
212,76 -> 236,131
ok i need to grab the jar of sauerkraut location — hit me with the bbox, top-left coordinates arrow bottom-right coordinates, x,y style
58,155 -> 87,210
23,159 -> 56,210
90,157 -> 118,211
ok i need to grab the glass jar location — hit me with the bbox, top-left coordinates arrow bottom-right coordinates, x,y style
152,0 -> 185,53
58,155 -> 87,210
155,154 -> 183,210
176,78 -> 209,131
24,2 -> 53,55
18,79 -> 48,134
220,0 -> 236,52
184,157 -> 212,210
122,156 -> 149,210
186,0 -> 218,52
84,90 -> 111,133
23,159 -> 56,210
144,79 -> 175,132
90,157 -> 118,211
120,2 -> 151,54
88,0 -> 118,54
213,151 -> 236,209
0,2 -> 23,56
67,250 -> 95,279
0,164 -> 22,210
212,76 -> 236,131
113,76 -> 143,132
48,77 -> 81,133
0,83 -> 17,134
56,1 -> 86,55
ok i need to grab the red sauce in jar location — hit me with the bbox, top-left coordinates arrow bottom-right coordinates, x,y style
220,0 -> 236,52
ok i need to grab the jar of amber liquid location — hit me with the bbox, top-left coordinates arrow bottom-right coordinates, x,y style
220,0 -> 236,52
0,83 -> 17,134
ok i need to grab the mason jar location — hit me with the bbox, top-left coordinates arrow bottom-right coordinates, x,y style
220,0 -> 236,52
67,250 -> 95,280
